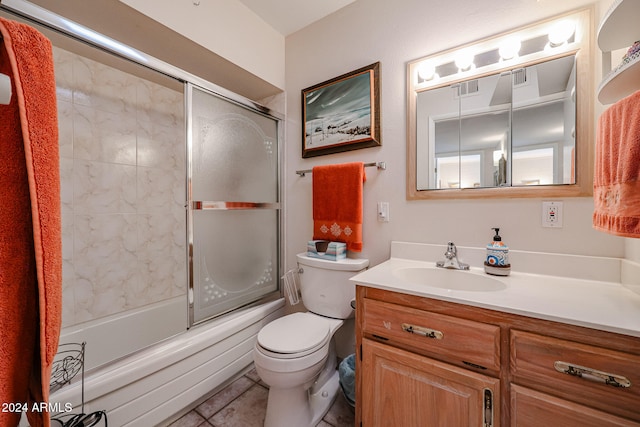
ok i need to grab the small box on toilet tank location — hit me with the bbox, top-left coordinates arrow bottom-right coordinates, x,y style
307,240 -> 346,261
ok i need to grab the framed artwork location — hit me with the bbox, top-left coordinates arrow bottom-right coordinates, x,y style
302,62 -> 381,158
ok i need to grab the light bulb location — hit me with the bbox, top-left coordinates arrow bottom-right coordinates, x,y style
499,37 -> 521,60
417,61 -> 436,81
548,19 -> 575,47
454,50 -> 474,71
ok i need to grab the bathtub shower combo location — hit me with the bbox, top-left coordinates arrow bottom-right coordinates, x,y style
0,2 -> 284,426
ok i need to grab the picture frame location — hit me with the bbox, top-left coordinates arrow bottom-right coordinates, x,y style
301,62 -> 381,158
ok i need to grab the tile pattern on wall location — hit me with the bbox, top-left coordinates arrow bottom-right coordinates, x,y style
54,46 -> 187,327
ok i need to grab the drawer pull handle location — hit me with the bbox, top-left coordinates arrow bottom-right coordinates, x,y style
554,361 -> 631,388
402,323 -> 443,340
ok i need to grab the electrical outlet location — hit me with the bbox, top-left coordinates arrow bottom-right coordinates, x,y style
542,201 -> 563,228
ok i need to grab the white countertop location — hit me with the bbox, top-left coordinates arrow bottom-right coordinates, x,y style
350,243 -> 640,338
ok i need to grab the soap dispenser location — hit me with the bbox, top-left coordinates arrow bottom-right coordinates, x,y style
485,228 -> 510,276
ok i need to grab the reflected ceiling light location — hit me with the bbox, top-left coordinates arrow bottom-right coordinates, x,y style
548,19 -> 576,47
483,133 -> 507,143
499,38 -> 521,60
454,50 -> 475,71
548,125 -> 564,135
417,61 -> 437,81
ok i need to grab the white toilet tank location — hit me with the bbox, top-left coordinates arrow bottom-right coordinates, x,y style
296,253 -> 369,319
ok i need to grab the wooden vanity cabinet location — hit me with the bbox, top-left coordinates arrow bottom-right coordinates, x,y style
356,287 -> 501,427
355,286 -> 640,427
361,338 -> 499,426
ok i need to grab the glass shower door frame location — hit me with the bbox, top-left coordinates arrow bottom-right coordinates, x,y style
185,83 -> 283,327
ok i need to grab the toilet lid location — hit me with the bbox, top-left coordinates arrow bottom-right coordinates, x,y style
257,312 -> 330,355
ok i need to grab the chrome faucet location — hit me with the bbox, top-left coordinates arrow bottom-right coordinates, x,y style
436,242 -> 469,270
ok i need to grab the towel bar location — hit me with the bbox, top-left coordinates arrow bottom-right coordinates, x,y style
296,161 -> 386,177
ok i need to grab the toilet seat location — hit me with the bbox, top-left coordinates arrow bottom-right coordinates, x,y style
257,312 -> 330,359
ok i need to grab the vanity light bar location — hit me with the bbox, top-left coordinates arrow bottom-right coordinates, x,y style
413,12 -> 581,88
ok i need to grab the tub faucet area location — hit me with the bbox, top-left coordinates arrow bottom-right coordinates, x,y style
436,242 -> 469,270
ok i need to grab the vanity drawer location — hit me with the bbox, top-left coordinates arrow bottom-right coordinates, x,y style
362,298 -> 500,371
510,329 -> 640,422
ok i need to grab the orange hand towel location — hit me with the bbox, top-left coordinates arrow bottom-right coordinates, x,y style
313,162 -> 366,252
593,89 -> 640,238
0,17 -> 62,427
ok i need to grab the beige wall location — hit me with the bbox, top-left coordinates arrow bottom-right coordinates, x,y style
18,0 -> 283,101
119,0 -> 285,90
628,240 -> 640,263
284,0 -> 628,269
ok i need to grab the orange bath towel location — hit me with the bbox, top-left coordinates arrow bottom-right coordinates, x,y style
0,17 -> 62,427
593,89 -> 640,237
312,162 -> 366,252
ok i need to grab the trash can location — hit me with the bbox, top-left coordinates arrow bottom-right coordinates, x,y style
338,353 -> 356,408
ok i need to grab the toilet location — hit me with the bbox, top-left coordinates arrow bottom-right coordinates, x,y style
253,253 -> 368,427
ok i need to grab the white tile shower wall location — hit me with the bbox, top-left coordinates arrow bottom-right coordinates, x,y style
54,46 -> 186,328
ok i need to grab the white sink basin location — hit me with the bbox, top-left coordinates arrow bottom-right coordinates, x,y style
392,267 -> 507,292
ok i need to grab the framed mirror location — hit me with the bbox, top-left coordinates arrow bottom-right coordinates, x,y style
407,8 -> 593,200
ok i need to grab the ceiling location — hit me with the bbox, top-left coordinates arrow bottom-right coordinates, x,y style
1,0 -> 356,98
236,0 -> 356,36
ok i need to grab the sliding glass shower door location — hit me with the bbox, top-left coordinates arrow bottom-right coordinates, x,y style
188,84 -> 281,325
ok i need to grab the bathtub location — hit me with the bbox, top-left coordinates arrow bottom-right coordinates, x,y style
45,297 -> 285,426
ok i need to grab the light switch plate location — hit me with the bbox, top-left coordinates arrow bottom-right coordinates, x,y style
377,202 -> 389,222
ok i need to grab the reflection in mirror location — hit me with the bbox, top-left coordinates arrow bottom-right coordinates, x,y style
407,8 -> 593,199
418,55 -> 576,190
512,56 -> 576,187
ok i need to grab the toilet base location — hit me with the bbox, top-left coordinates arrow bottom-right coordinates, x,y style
263,369 -> 340,427
309,369 -> 340,426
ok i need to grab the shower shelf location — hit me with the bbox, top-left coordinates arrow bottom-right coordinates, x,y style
597,0 -> 640,104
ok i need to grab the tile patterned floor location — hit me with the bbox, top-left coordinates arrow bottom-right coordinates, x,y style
165,366 -> 355,427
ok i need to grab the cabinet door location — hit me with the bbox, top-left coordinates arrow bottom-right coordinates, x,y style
511,384 -> 640,427
362,338 -> 499,427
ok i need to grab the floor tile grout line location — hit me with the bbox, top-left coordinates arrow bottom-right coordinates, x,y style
193,376 -> 266,425
172,366 -> 355,427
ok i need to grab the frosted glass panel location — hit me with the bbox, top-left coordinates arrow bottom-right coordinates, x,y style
193,210 -> 278,321
191,88 -> 278,203
189,85 -> 280,324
